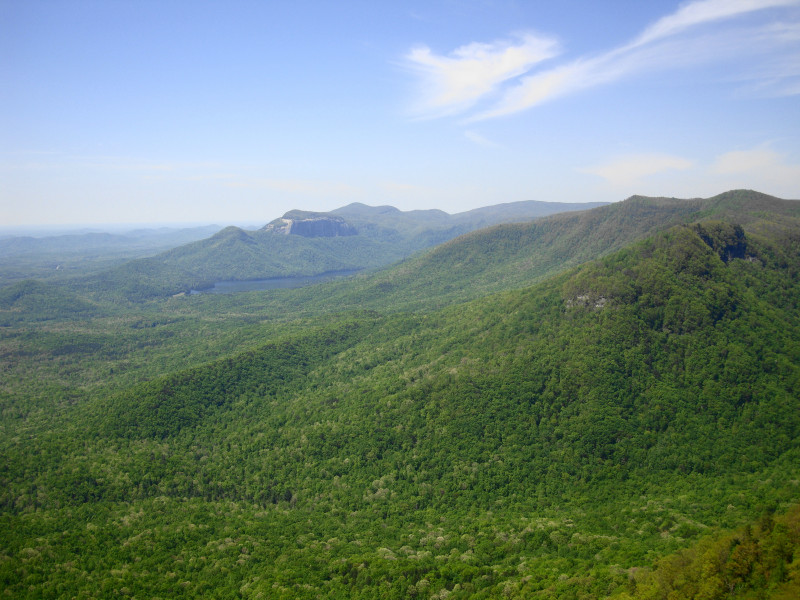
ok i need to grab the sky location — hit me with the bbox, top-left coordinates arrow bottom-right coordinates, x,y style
2,0 -> 800,227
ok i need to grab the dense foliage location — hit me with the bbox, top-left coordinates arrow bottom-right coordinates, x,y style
614,505 -> 800,600
1,191 -> 799,598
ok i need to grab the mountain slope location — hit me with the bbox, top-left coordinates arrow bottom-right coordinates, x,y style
0,225 -> 220,259
334,195 -> 703,310
0,279 -> 102,323
80,199 -> 607,300
273,189 -> 798,313
3,202 -> 799,598
0,225 -> 221,287
613,504 -> 800,600
160,225 -> 382,280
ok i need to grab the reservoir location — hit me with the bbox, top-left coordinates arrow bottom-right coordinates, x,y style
193,269 -> 360,294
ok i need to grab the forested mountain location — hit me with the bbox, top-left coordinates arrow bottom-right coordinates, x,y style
0,279 -> 102,324
181,189 -> 800,315
298,193 -> 707,312
0,225 -> 220,286
1,190 -> 799,598
74,199 -> 606,300
329,199 -> 604,244
0,225 -> 221,258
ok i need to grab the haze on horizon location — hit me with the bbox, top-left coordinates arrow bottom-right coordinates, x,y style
2,0 -> 799,227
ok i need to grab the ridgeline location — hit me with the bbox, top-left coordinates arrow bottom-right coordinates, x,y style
1,190 -> 799,598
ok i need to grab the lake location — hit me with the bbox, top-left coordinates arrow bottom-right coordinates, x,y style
192,269 -> 361,294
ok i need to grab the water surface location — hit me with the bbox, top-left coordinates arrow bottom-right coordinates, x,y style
194,270 -> 360,294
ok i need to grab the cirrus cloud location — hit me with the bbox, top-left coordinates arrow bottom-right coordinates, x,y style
710,146 -> 800,191
464,130 -> 501,148
403,32 -> 560,118
633,0 -> 800,47
404,0 -> 800,121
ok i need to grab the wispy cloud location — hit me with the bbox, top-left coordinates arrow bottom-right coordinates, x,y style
723,21 -> 800,96
710,145 -> 800,188
580,154 -> 694,187
403,32 -> 559,118
473,0 -> 800,120
404,0 -> 800,121
633,0 -> 799,46
580,144 -> 800,198
464,130 -> 501,148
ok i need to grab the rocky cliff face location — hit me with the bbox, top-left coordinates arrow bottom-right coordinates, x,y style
263,211 -> 357,238
693,222 -> 747,263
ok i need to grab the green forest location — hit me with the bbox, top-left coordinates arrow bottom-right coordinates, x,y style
1,190 -> 799,598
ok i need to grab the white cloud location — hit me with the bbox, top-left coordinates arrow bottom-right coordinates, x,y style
476,1 -> 800,120
464,130 -> 501,148
633,0 -> 799,47
710,146 -> 800,190
580,145 -> 800,199
712,147 -> 780,174
723,21 -> 800,96
405,0 -> 800,121
580,154 -> 694,187
403,32 -> 559,118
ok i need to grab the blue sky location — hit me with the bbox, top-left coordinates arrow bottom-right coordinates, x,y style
2,0 -> 799,226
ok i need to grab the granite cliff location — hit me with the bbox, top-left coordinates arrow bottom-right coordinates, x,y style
263,210 -> 357,238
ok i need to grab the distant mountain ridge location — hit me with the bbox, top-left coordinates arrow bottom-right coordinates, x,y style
0,224 -> 224,290
74,199 -> 608,300
219,189 -> 800,314
0,225 -> 220,258
8,190 -> 797,308
383,189 -> 799,308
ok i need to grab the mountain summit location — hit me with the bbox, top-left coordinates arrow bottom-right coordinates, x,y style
262,210 -> 358,237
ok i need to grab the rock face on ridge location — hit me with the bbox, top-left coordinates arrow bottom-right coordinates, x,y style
263,210 -> 357,238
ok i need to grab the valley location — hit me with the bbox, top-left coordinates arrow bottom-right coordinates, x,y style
1,190 -> 799,599
190,270 -> 362,294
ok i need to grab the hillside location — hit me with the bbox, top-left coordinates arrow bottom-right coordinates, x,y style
314,194 -> 706,311
0,279 -> 102,324
161,225 -> 380,282
335,189 -> 800,311
612,504 -> 800,599
0,225 -> 220,287
263,210 -> 358,236
76,199 -> 607,300
1,191 -> 799,598
191,189 -> 798,315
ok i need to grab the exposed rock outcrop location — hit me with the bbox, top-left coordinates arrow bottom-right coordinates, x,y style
693,222 -> 747,263
263,211 -> 357,238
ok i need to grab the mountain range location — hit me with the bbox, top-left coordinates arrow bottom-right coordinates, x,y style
0,224 -> 221,288
1,189 -> 799,599
66,199 -> 607,300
